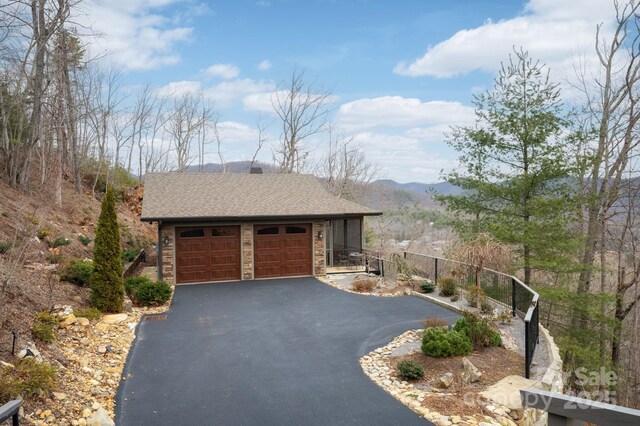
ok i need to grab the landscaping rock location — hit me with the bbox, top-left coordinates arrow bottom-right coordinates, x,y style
479,375 -> 540,420
18,344 -> 43,362
86,408 -> 114,426
101,314 -> 128,324
462,357 -> 482,383
438,372 -> 454,388
77,317 -> 91,327
61,314 -> 78,328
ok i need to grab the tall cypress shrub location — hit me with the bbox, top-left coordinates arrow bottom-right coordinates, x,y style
91,188 -> 124,312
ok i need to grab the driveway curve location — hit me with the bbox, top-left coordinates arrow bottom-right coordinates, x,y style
116,277 -> 459,425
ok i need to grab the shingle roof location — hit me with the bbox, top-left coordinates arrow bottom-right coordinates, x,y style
140,173 -> 381,221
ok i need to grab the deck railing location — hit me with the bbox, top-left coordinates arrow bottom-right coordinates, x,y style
362,250 -> 540,379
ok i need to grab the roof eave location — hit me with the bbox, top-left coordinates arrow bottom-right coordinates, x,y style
140,211 -> 383,223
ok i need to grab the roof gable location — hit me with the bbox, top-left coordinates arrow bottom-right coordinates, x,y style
140,173 -> 381,221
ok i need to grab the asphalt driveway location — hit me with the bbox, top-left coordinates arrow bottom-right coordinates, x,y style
116,277 -> 459,425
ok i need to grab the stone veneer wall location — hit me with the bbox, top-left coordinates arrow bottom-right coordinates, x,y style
242,223 -> 253,280
160,224 -> 175,284
313,220 -> 326,276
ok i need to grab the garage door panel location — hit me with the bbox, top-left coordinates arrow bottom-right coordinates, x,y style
254,224 -> 312,279
175,226 -> 241,284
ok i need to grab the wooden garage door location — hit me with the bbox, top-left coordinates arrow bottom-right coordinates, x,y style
254,224 -> 313,279
175,226 -> 241,284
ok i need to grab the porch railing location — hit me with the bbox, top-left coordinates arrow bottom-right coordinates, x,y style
362,251 -> 540,379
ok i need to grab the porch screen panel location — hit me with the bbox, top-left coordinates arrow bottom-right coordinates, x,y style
346,219 -> 362,252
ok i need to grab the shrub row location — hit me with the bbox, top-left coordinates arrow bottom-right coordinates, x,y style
421,312 -> 501,358
124,276 -> 172,307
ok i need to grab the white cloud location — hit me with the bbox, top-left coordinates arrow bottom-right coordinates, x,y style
217,121 -> 259,143
258,59 -> 272,71
336,96 -> 475,131
351,132 -> 457,183
243,92 -> 273,112
204,79 -> 274,108
77,0 -> 194,71
204,64 -> 240,79
394,0 -> 615,80
157,80 -> 202,97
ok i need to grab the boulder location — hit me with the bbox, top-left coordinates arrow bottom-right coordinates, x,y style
18,344 -> 43,362
479,375 -> 540,421
86,408 -> 114,426
77,317 -> 90,327
101,314 -> 128,324
438,372 -> 454,388
462,357 -> 482,383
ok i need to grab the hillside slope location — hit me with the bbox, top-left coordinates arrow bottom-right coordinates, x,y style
0,178 -> 155,365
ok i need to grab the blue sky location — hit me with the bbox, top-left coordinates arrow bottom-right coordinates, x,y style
79,0 -> 615,182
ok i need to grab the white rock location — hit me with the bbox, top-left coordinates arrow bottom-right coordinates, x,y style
462,357 -> 482,383
86,408 -> 114,426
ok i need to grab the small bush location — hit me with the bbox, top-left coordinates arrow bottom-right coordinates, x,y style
59,259 -> 94,286
49,236 -> 70,248
465,285 -> 486,307
73,307 -> 101,320
133,280 -> 172,306
396,359 -> 424,380
423,317 -> 448,329
31,312 -> 58,343
419,282 -> 436,293
37,228 -> 50,239
0,241 -> 10,254
481,300 -> 494,315
0,358 -> 57,402
421,327 -> 472,357
352,279 -> 376,293
121,248 -> 140,263
124,276 -> 152,298
453,312 -> 501,348
438,277 -> 457,297
78,235 -> 92,246
45,252 -> 63,264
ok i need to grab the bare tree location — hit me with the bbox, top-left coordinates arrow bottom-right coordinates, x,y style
166,92 -> 213,172
249,114 -> 270,170
319,128 -> 378,201
271,68 -> 331,173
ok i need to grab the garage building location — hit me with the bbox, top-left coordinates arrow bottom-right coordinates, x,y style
140,173 -> 381,284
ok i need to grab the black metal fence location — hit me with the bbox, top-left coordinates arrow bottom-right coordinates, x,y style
0,399 -> 23,425
123,249 -> 146,278
363,250 -> 540,379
